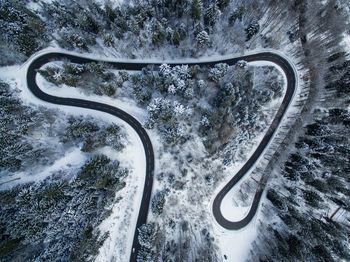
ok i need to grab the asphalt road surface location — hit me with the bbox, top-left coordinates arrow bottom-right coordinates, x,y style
26,51 -> 296,261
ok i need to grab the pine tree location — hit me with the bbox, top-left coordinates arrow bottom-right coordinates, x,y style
191,0 -> 202,21
172,30 -> 181,46
138,223 -> 158,249
208,63 -> 229,82
103,33 -> 114,47
151,190 -> 166,215
204,3 -> 219,28
245,20 -> 260,41
196,30 -> 210,47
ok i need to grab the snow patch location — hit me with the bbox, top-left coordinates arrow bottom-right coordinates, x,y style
0,148 -> 86,189
342,33 -> 350,53
96,127 -> 146,262
2,59 -> 147,262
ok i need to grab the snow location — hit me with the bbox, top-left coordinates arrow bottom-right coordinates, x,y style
221,197 -> 250,221
209,58 -> 304,261
0,65 -> 21,79
1,58 -> 147,262
0,148 -> 86,189
36,72 -> 148,124
215,219 -> 259,262
215,61 -> 287,218
2,46 -> 305,262
342,33 -> 350,53
26,1 -> 42,11
95,128 -> 146,262
93,0 -> 125,8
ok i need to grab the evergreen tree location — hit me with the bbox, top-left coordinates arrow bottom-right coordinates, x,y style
196,30 -> 210,47
151,190 -> 167,215
191,0 -> 202,21
138,223 -> 158,249
245,20 -> 260,41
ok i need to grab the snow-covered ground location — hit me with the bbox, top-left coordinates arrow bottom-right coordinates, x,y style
213,208 -> 262,262
1,46 -> 305,261
95,129 -> 146,262
94,0 -> 125,8
0,60 -> 146,262
209,56 -> 305,261
342,33 -> 350,54
0,147 -> 86,189
218,61 -> 287,221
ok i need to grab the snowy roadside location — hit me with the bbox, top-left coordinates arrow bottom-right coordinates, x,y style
0,61 -> 147,262
94,122 -> 146,262
3,47 -> 303,262
35,71 -> 148,124
209,58 -> 304,261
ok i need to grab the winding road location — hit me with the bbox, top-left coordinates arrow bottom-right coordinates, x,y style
26,51 -> 296,261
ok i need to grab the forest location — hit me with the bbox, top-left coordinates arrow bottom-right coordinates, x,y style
0,0 -> 349,261
0,80 -> 128,260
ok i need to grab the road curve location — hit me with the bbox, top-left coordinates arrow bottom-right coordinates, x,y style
25,51 -> 296,260
26,53 -> 155,262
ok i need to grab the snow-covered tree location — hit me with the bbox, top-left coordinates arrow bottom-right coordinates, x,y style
196,30 -> 210,47
173,65 -> 190,80
159,63 -> 171,77
138,223 -> 159,249
146,97 -> 173,127
228,6 -> 245,25
173,101 -> 192,118
137,247 -> 155,262
168,84 -> 176,94
208,63 -> 229,82
103,33 -> 114,47
176,79 -> 186,91
77,13 -> 99,34
200,115 -> 210,127
236,60 -> 248,69
191,0 -> 202,21
172,30 -> 181,46
151,190 -> 167,215
204,3 -> 220,28
0,0 -> 46,59
245,20 -> 260,41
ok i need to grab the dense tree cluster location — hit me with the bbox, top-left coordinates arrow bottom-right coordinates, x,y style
126,62 -> 284,153
137,223 -> 160,261
258,111 -> 350,260
0,80 -> 127,260
0,0 -> 259,59
201,64 -> 284,154
0,81 -> 60,172
39,61 -> 126,97
251,50 -> 350,262
63,116 -> 125,152
326,54 -> 350,95
0,0 -> 47,65
0,154 -> 128,261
